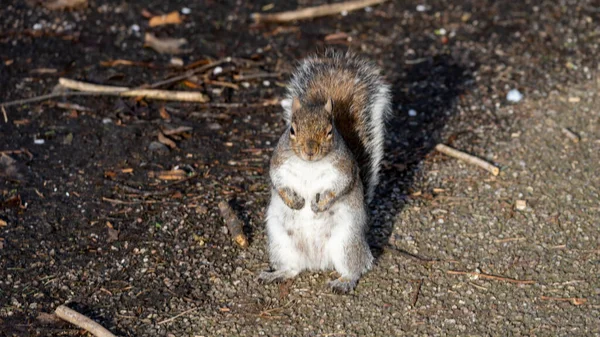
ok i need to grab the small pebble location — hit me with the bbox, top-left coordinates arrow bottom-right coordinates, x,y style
102,118 -> 113,124
341,10 -> 348,16
507,89 -> 523,102
364,6 -> 373,12
262,80 -> 270,87
241,82 -> 250,88
408,109 -> 417,117
170,57 -> 184,67
416,5 -> 427,12
213,66 -> 223,75
33,23 -> 43,30
515,200 -> 527,211
181,7 -> 191,14
34,139 -> 45,145
130,24 -> 140,32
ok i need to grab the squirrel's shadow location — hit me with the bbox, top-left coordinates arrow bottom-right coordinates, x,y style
368,54 -> 475,259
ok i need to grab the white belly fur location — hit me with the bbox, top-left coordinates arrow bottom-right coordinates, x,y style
266,156 -> 353,271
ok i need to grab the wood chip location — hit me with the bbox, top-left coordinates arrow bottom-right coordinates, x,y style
218,200 -> 249,249
42,0 -> 87,10
0,219 -> 7,227
515,200 -> 527,211
148,11 -> 182,27
144,33 -> 189,55
162,126 -> 193,136
157,132 -> 177,149
561,127 -> 580,143
149,169 -> 187,181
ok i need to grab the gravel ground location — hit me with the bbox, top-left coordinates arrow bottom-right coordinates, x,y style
0,0 -> 599,336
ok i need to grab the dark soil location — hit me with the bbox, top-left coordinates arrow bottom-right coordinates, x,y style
1,1 -> 599,336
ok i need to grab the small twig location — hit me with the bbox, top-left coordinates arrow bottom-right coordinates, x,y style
0,148 -> 33,160
0,91 -> 111,108
435,144 -> 500,176
540,296 -> 586,306
59,78 -> 209,102
384,245 -> 437,264
494,237 -> 526,243
561,127 -> 580,143
251,0 -> 388,23
54,305 -> 117,337
1,105 -> 7,123
233,72 -> 284,81
148,58 -> 232,89
218,200 -> 249,249
197,98 -> 280,109
447,270 -> 535,285
56,102 -> 93,112
411,279 -> 423,307
157,307 -> 200,325
102,197 -> 158,205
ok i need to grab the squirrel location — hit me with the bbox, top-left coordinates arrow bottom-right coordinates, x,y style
259,50 -> 392,293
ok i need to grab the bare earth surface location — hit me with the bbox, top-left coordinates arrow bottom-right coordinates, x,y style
1,0 -> 599,336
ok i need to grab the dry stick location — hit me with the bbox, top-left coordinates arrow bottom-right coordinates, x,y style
251,0 -> 388,23
218,200 -> 249,249
147,58 -> 232,89
1,105 -> 7,123
411,279 -> 423,307
0,91 -> 113,108
540,296 -> 587,306
157,307 -> 200,325
447,270 -> 535,285
59,78 -> 209,102
197,98 -> 280,109
561,127 -> 580,143
54,305 -> 117,337
434,144 -> 500,176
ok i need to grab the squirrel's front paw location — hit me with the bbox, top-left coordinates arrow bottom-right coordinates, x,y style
278,187 -> 305,210
311,191 -> 336,213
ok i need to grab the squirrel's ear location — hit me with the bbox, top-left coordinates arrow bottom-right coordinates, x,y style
292,97 -> 302,114
324,97 -> 333,114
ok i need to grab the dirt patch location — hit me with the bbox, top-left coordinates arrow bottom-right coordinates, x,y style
1,0 -> 599,336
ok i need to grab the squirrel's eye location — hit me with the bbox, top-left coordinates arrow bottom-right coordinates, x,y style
290,126 -> 296,136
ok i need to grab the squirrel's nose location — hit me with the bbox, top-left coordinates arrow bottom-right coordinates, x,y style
304,141 -> 318,157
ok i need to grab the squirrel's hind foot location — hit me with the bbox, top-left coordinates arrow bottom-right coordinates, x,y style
258,269 -> 297,284
328,277 -> 358,294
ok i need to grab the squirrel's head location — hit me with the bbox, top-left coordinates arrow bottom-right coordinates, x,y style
289,97 -> 335,162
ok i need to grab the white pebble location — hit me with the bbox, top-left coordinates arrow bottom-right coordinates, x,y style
262,80 -> 270,87
515,200 -> 527,211
34,139 -> 45,145
33,23 -> 43,30
341,10 -> 348,16
408,109 -> 417,117
130,24 -> 140,32
241,82 -> 250,88
416,4 -> 427,12
66,192 -> 70,197
507,89 -> 523,102
102,118 -> 112,124
170,57 -> 184,67
213,66 -> 223,75
181,7 -> 191,15
364,6 -> 373,12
